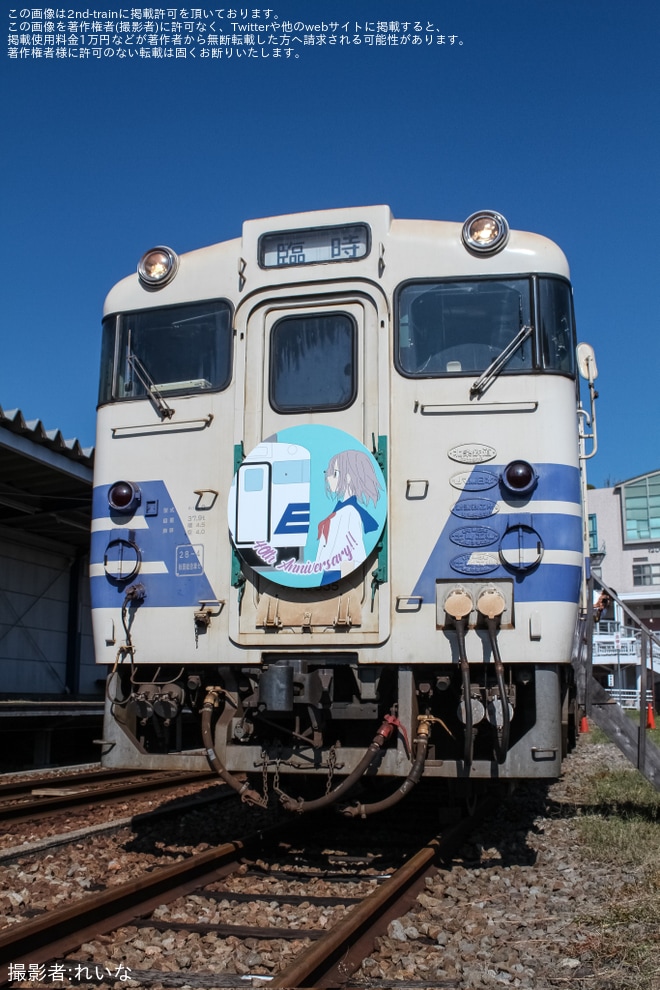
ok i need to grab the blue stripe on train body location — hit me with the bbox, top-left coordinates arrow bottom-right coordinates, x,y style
90,481 -> 217,609
412,463 -> 583,604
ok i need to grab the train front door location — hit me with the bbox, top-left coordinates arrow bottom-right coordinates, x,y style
230,290 -> 390,643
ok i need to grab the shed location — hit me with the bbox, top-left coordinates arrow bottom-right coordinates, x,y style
0,406 -> 97,698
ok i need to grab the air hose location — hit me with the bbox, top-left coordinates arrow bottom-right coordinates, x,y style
341,719 -> 430,818
455,614 -> 474,766
201,689 -> 268,807
277,716 -> 398,814
484,616 -> 511,763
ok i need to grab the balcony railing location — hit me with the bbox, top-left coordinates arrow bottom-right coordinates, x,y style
592,623 -> 660,672
605,688 -> 654,710
593,639 -> 638,659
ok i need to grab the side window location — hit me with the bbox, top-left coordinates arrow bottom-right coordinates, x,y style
99,300 -> 233,405
397,279 -> 532,377
270,313 -> 356,412
539,278 -> 576,375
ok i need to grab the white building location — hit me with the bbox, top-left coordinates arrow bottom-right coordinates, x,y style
588,471 -> 660,708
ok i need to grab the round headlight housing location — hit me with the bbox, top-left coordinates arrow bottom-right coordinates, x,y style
501,460 -> 538,497
137,246 -> 178,288
108,480 -> 141,514
462,211 -> 509,255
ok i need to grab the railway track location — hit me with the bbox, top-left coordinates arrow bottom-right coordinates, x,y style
0,770 -> 216,824
0,799 -> 490,989
0,766 -> 143,799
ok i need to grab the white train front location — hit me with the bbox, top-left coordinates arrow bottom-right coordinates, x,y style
91,206 -> 596,814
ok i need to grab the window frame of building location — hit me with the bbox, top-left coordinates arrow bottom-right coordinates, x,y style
621,472 -> 660,544
633,562 -> 660,586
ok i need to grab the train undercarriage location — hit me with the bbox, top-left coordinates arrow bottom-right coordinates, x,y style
102,657 -> 576,814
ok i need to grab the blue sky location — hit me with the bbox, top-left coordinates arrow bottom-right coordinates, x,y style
1,0 -> 658,488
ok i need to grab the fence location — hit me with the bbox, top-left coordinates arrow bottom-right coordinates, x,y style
574,576 -> 660,790
605,688 -> 654,710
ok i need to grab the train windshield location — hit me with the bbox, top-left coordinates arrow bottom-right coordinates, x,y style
397,277 -> 575,378
98,300 -> 233,405
269,312 -> 356,412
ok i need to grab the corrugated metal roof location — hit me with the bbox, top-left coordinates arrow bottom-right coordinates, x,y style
0,406 -> 94,467
0,405 -> 93,551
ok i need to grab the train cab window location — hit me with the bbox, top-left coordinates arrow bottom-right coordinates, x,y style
270,313 -> 356,412
397,279 -> 532,377
538,278 -> 576,375
98,300 -> 233,405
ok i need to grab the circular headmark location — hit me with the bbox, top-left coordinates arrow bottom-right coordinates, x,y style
228,425 -> 387,589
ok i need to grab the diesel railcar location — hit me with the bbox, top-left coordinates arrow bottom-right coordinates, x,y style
91,206 -> 597,814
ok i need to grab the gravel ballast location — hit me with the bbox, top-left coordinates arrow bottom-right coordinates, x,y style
3,738 -> 658,989
357,740 -> 658,989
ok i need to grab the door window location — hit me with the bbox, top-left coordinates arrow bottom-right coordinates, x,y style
270,313 -> 356,412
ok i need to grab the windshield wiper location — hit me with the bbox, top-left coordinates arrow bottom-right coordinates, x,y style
470,324 -> 533,398
127,352 -> 175,419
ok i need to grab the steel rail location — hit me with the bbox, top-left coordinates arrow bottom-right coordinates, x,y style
0,820 -> 299,987
0,770 -> 216,821
0,767 -> 146,798
0,799 -> 494,989
270,802 -> 494,989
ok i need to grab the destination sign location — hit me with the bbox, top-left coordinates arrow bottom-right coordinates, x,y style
259,223 -> 370,268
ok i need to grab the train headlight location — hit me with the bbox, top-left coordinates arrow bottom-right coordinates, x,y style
137,246 -> 178,287
461,211 -> 509,255
108,480 -> 141,514
501,460 -> 538,496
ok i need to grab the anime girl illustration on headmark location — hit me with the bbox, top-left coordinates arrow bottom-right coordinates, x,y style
316,448 -> 384,583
